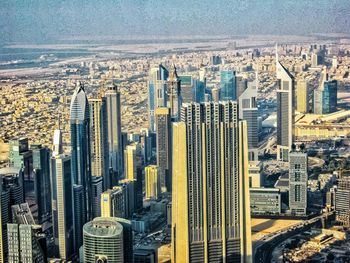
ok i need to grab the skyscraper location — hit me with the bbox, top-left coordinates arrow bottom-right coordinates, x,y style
0,167 -> 24,262
145,165 -> 161,200
83,217 -> 124,263
148,64 -> 169,131
276,54 -> 295,162
335,177 -> 350,227
91,176 -> 103,218
50,129 -> 74,260
105,84 -> 123,186
89,97 -> 109,190
289,150 -> 308,216
8,203 -> 46,263
70,82 -> 92,223
220,70 -> 236,101
166,64 -> 182,121
73,184 -> 85,252
31,144 -> 51,223
124,144 -> 143,211
155,107 -> 171,192
9,138 -> 32,181
101,186 -> 126,218
239,79 -> 258,161
172,102 -> 252,263
313,70 -> 337,114
296,80 -> 309,113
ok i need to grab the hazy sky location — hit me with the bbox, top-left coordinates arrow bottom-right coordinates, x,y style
1,0 -> 349,43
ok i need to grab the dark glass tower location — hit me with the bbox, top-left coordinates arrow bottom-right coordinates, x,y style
31,144 -> 51,223
70,82 -> 92,250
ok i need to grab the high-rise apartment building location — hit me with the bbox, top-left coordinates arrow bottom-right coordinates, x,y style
289,150 -> 308,215
83,217 -> 124,263
148,64 -> 169,132
145,165 -> 161,200
296,80 -> 309,113
335,177 -> 350,227
172,102 -> 252,263
50,130 -> 74,260
89,97 -> 109,190
155,107 -> 171,192
105,84 -> 123,185
276,55 -> 295,162
220,70 -> 236,101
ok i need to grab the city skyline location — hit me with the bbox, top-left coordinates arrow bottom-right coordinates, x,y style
1,2 -> 350,262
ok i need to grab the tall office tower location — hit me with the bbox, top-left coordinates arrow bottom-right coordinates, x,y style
140,128 -> 152,165
179,75 -> 193,103
105,84 -> 123,185
90,98 -> 109,190
220,70 -> 236,101
172,102 -> 252,263
70,82 -> 92,222
239,79 -> 258,161
73,184 -> 85,252
166,64 -> 182,121
148,64 -> 169,132
289,150 -> 308,216
145,165 -> 161,200
311,52 -> 318,67
236,76 -> 248,99
50,131 -> 74,260
0,167 -> 24,262
91,176 -> 103,218
313,70 -> 337,114
8,203 -> 46,262
9,138 -> 32,181
31,144 -> 51,223
155,107 -> 172,192
124,143 -> 143,211
83,217 -> 124,263
296,80 -> 309,113
276,54 -> 295,162
335,177 -> 350,227
193,79 -> 206,103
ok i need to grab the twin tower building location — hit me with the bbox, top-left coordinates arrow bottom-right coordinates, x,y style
149,65 -> 253,262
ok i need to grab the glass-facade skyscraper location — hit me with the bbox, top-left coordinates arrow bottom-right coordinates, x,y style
220,70 -> 236,101
70,82 -> 92,252
276,57 -> 295,162
148,64 -> 169,131
50,129 -> 74,260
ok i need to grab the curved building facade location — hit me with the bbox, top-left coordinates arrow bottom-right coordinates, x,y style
83,217 -> 124,263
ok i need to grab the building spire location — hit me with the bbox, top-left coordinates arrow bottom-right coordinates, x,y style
275,43 -> 279,63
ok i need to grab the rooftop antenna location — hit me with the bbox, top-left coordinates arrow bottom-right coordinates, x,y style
275,42 -> 279,63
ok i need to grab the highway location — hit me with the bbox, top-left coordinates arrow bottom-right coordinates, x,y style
253,211 -> 334,263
